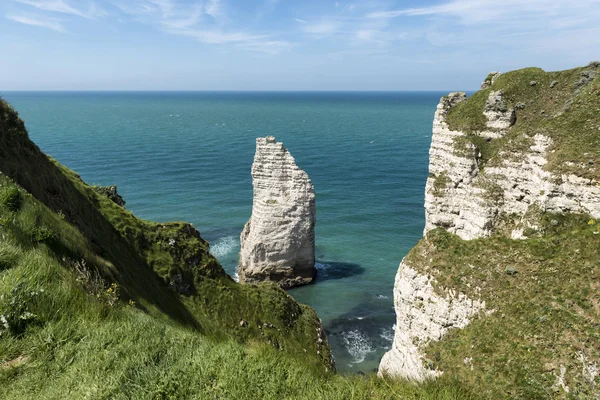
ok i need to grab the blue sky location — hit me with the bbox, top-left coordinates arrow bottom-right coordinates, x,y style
1,0 -> 599,90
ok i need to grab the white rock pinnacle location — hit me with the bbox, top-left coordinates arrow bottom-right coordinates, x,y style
238,136 -> 316,289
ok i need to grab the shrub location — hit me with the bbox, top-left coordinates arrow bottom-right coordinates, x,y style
0,242 -> 21,271
0,186 -> 22,212
0,282 -> 43,337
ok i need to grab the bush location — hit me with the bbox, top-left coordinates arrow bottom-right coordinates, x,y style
0,185 -> 22,212
0,282 -> 43,337
0,242 -> 21,271
31,226 -> 58,245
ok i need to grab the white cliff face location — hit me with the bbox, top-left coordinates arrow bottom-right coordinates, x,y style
238,136 -> 316,289
380,79 -> 600,380
424,90 -> 600,240
482,90 -> 516,134
378,260 -> 485,381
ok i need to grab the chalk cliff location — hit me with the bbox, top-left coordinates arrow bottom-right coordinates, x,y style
423,87 -> 599,241
380,63 -> 600,386
239,136 -> 316,289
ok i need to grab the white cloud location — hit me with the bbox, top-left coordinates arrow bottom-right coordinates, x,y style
205,0 -> 222,19
303,20 -> 339,35
14,0 -> 105,19
238,40 -> 292,55
295,18 -> 306,24
367,0 -> 600,25
107,0 -> 289,54
6,13 -> 66,32
364,0 -> 600,55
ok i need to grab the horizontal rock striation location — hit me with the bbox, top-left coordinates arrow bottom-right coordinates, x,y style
380,68 -> 600,381
378,260 -> 484,381
238,136 -> 316,289
424,89 -> 600,241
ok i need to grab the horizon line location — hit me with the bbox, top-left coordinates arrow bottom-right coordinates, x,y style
1,89 -> 476,93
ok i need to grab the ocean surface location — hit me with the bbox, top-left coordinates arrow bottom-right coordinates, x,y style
3,91 -> 443,373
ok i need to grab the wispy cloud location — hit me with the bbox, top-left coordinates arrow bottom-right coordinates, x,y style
366,0 -> 600,25
303,20 -> 339,35
6,13 -> 66,32
294,18 -> 306,24
364,0 -> 600,54
112,0 -> 290,54
14,0 -> 105,19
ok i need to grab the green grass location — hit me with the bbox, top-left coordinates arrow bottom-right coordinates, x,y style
446,63 -> 600,179
0,98 -> 478,398
431,171 -> 452,197
405,215 -> 600,399
0,98 -> 334,371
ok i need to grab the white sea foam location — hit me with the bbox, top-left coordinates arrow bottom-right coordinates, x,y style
232,272 -> 239,282
342,329 -> 375,365
380,326 -> 395,343
210,236 -> 238,258
376,294 -> 389,300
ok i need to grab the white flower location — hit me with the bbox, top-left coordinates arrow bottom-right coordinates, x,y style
0,314 -> 8,330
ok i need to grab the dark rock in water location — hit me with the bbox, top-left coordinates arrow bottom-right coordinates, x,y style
94,185 -> 126,207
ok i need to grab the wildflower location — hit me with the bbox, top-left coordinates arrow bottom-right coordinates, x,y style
0,314 -> 8,330
589,219 -> 596,225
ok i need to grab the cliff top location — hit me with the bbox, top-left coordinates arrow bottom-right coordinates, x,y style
445,62 -> 600,180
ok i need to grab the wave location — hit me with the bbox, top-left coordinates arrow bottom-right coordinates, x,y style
210,236 -> 238,258
342,329 -> 375,366
379,326 -> 395,343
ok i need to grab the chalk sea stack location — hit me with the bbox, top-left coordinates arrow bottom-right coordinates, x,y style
238,136 -> 316,289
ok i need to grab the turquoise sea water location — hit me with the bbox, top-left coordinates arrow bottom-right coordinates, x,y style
3,91 -> 442,373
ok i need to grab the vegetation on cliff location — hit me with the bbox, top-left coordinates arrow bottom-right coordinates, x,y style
407,215 -> 600,399
404,63 -> 600,399
0,99 -> 474,399
447,62 -> 600,179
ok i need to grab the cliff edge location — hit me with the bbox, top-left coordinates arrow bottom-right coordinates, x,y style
380,63 -> 600,399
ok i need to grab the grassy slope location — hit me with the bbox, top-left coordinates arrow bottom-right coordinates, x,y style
447,62 -> 600,179
409,63 -> 600,399
0,100 -> 475,398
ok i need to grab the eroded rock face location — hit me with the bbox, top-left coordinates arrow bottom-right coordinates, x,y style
378,260 -> 484,381
480,71 -> 501,89
238,136 -> 316,289
483,90 -> 516,133
380,73 -> 600,381
424,92 -> 600,241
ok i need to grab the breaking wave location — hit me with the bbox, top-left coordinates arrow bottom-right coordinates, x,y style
210,236 -> 238,258
342,329 -> 376,365
380,326 -> 395,343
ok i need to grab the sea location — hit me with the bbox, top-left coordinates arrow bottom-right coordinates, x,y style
3,91 -> 444,373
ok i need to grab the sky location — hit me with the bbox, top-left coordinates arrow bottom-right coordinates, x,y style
1,0 -> 599,90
